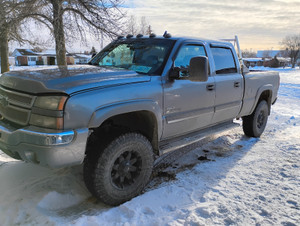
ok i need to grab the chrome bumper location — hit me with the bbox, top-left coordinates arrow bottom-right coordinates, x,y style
0,121 -> 89,168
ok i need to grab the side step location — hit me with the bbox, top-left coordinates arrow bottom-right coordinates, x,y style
159,121 -> 240,156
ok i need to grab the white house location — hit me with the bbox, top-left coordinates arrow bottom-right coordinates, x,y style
11,48 -> 76,66
243,58 -> 264,67
72,54 -> 92,64
39,49 -> 57,65
12,49 -> 40,66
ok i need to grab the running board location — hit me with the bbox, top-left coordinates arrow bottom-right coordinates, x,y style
159,121 -> 240,156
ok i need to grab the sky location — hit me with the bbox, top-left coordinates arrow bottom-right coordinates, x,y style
124,0 -> 300,51
10,0 -> 300,53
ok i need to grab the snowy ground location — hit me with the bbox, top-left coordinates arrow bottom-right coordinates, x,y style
0,67 -> 299,225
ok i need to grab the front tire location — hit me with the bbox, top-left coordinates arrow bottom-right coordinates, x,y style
242,100 -> 269,137
84,133 -> 154,206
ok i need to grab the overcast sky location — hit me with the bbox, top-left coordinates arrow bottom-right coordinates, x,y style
11,0 -> 299,53
126,0 -> 300,51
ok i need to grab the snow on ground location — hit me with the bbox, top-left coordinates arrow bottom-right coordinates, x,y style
0,67 -> 299,225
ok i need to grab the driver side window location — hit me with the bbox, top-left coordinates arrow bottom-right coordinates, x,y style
174,45 -> 207,76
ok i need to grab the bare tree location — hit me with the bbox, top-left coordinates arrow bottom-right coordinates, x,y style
280,34 -> 300,68
242,49 -> 256,58
139,16 -> 149,35
0,0 -> 40,73
125,15 -> 152,36
29,0 -> 125,66
127,15 -> 138,36
147,25 -> 153,36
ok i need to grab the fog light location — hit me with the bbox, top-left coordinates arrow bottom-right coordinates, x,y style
44,133 -> 74,145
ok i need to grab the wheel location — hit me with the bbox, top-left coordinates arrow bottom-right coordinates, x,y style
242,100 -> 269,137
83,133 -> 154,206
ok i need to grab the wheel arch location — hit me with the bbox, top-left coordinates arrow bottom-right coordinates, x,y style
87,100 -> 162,154
250,85 -> 273,115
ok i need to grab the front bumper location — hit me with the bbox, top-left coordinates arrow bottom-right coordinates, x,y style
0,121 -> 89,168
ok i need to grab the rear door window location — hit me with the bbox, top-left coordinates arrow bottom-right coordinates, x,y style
211,47 -> 237,74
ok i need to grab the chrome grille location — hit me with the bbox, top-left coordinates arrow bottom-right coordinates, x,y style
0,86 -> 35,125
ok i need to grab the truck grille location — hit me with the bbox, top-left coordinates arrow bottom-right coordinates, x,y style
0,86 -> 35,126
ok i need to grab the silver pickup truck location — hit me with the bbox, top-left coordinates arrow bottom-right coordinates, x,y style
0,35 -> 279,205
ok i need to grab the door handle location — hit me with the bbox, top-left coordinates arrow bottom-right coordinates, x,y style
206,84 -> 215,91
234,82 -> 240,87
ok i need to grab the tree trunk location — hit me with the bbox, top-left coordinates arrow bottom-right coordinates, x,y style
52,0 -> 66,66
0,30 -> 9,73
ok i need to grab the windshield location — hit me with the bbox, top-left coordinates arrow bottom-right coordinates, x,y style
90,39 -> 175,75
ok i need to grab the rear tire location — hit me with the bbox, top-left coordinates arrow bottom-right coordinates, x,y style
84,133 -> 154,206
242,100 -> 269,137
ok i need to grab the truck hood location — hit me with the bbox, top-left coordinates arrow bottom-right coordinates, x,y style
0,65 -> 151,94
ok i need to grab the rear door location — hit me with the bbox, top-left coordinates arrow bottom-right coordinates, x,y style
210,45 -> 243,124
162,43 -> 216,139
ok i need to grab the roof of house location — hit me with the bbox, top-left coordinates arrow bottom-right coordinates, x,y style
243,58 -> 263,62
38,49 -> 56,56
73,54 -> 92,59
14,49 -> 38,56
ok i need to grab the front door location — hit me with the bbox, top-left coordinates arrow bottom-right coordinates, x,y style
162,44 -> 216,139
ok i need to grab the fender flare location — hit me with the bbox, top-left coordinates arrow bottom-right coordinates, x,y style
250,84 -> 273,115
88,99 -> 163,138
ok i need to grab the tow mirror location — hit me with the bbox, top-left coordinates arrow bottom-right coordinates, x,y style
169,66 -> 181,79
189,56 -> 208,82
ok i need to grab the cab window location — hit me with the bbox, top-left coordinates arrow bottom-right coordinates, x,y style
174,45 -> 207,76
211,47 -> 237,74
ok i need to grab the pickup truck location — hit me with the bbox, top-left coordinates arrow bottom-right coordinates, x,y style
0,34 -> 279,205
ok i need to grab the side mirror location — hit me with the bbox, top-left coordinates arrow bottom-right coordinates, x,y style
169,66 -> 181,80
189,56 -> 208,82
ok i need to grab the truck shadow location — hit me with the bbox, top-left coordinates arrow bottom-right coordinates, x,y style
148,130 -> 259,190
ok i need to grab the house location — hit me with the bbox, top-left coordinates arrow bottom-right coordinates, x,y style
71,53 -> 92,64
12,48 -> 75,66
12,49 -> 41,66
40,49 -> 57,65
243,58 -> 264,67
264,56 -> 291,68
38,49 -> 75,65
9,57 -> 15,66
256,50 -> 291,67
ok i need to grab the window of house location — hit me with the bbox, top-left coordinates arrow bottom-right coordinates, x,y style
29,57 -> 37,62
211,47 -> 237,74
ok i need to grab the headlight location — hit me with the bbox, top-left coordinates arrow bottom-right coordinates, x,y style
34,96 -> 67,110
29,114 -> 64,130
30,95 -> 68,130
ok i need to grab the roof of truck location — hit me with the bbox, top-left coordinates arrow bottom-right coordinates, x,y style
115,35 -> 234,47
